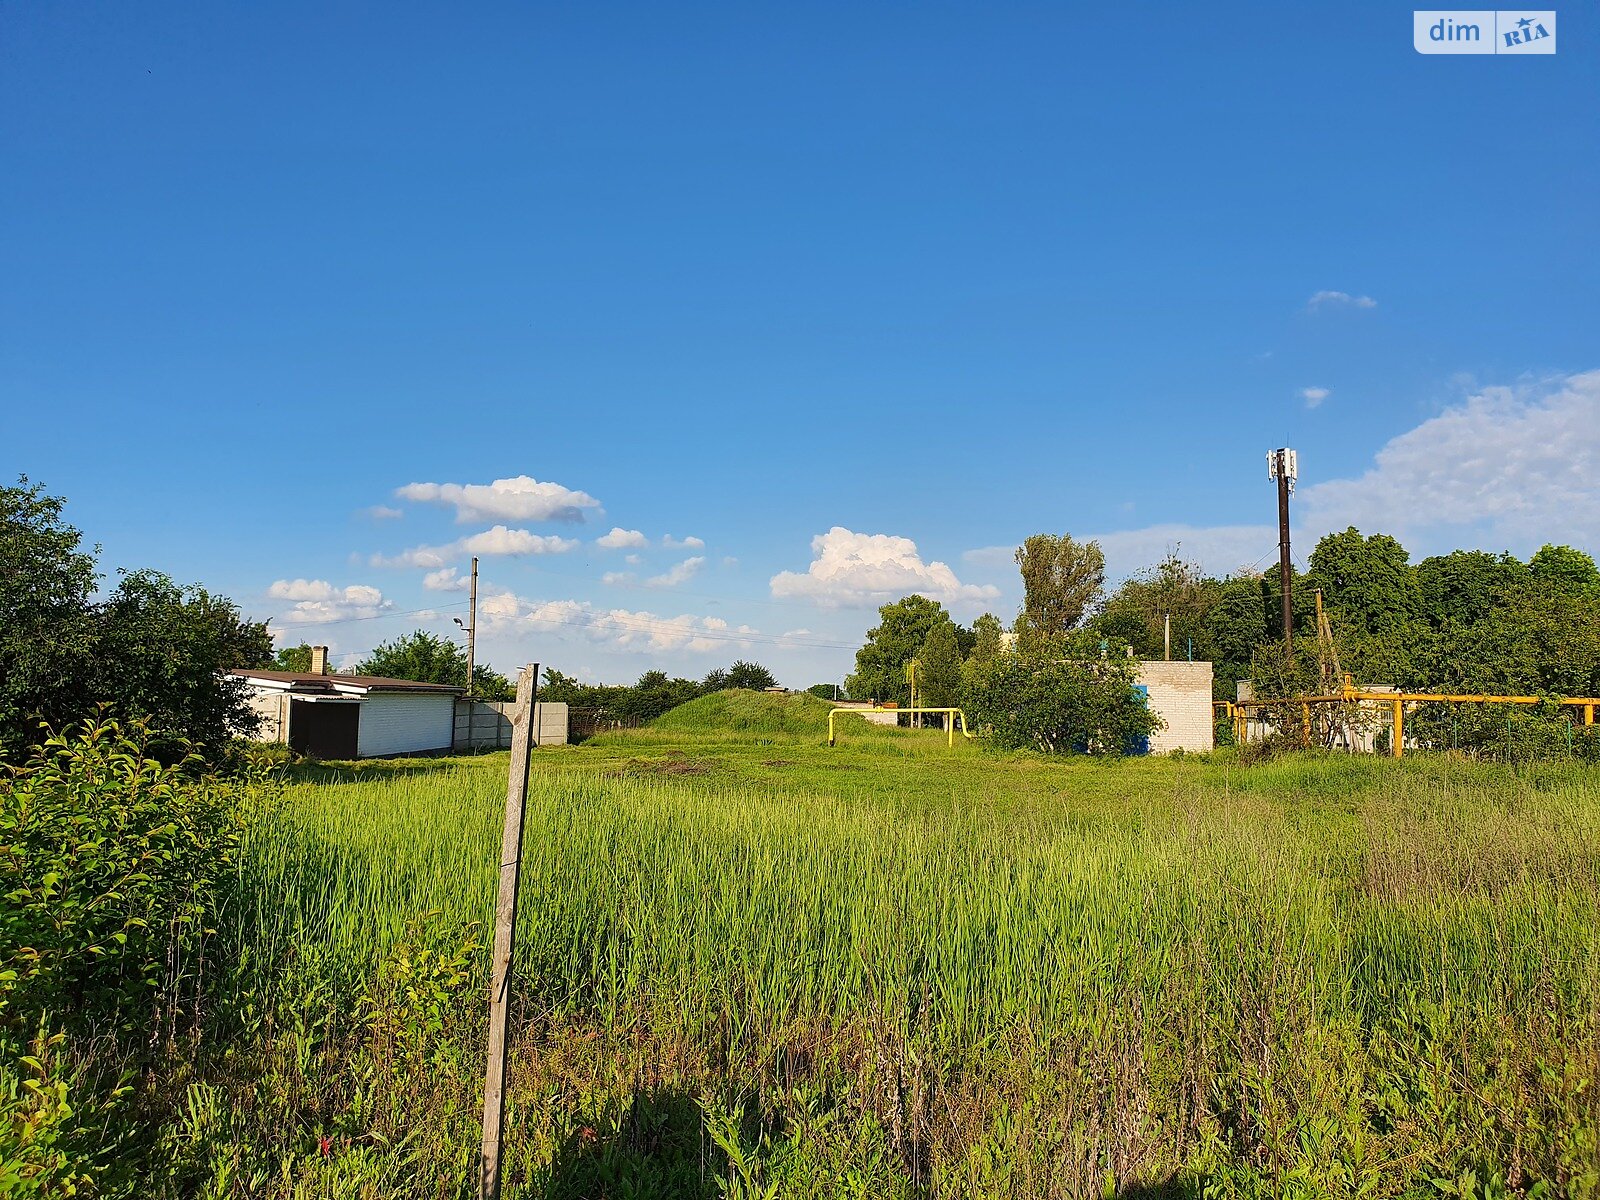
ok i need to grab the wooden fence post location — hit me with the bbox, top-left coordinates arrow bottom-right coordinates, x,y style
479,662 -> 539,1200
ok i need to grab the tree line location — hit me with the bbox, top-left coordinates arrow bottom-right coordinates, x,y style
846,530 -> 1600,755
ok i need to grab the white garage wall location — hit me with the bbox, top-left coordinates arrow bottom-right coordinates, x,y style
357,692 -> 457,758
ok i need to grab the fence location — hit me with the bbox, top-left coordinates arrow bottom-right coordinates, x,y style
453,699 -> 569,752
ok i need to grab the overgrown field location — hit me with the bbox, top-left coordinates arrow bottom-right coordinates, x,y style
209,693 -> 1600,1196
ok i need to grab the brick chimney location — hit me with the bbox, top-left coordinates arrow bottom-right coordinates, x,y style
310,645 -> 329,675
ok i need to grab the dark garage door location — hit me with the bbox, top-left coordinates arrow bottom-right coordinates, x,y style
288,700 -> 359,760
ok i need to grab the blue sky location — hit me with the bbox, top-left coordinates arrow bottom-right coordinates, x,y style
4,2 -> 1597,686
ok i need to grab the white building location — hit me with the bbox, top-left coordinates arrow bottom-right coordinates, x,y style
230,664 -> 462,759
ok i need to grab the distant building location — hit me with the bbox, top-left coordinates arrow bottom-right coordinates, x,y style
230,666 -> 463,759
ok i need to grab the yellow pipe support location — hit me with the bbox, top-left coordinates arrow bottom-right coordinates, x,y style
1392,698 -> 1404,759
828,706 -> 975,748
1587,704 -> 1595,727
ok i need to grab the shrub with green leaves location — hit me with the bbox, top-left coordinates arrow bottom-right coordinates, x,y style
0,719 -> 265,1192
962,632 -> 1159,753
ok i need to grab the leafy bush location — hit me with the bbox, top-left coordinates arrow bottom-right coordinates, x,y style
962,633 -> 1160,754
0,719 -> 266,1191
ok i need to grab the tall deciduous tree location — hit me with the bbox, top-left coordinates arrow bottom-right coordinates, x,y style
2,479 -> 272,757
1091,552 -> 1221,662
0,479 -> 100,755
357,630 -> 513,700
969,613 -> 1005,665
846,595 -> 951,705
917,620 -> 962,709
1015,534 -> 1105,640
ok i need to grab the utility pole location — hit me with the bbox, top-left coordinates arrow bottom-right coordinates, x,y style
1268,448 -> 1298,651
466,556 -> 479,696
480,662 -> 539,1200
1163,611 -> 1171,662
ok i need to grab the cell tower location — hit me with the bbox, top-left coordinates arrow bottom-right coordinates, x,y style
1267,448 -> 1297,650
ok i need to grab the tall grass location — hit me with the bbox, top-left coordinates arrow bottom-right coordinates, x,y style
224,728 -> 1600,1195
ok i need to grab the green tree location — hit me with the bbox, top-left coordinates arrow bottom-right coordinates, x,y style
806,682 -> 845,700
1529,544 -> 1600,598
1091,552 -> 1221,662
1206,574 -> 1273,699
962,631 -> 1158,754
1015,534 -> 1105,640
702,661 -> 778,693
846,595 -> 951,705
1308,528 -> 1424,685
0,479 -> 100,756
357,630 -> 513,699
273,642 -> 315,672
1415,550 -> 1528,628
1,480 -> 272,757
93,569 -> 273,752
969,613 -> 1004,666
917,620 -> 962,708
627,670 -> 701,719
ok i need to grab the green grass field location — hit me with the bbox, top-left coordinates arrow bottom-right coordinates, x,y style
218,691 -> 1600,1198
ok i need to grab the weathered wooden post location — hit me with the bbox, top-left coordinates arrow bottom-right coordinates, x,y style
480,662 -> 539,1200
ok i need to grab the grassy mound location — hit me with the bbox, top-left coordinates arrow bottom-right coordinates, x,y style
652,688 -> 839,736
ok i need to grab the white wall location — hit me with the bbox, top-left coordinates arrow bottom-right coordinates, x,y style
356,692 -> 457,758
1136,661 -> 1215,753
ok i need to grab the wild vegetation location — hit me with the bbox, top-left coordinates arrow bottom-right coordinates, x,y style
11,695 -> 1595,1196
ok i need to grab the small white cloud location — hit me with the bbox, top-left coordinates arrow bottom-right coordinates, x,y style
1307,290 -> 1377,312
597,527 -> 649,549
772,527 -> 1000,609
625,553 -> 642,566
363,505 -> 404,520
422,567 -> 470,592
601,570 -> 636,585
394,475 -> 600,524
1301,386 -> 1331,409
268,578 -> 336,602
267,579 -> 394,625
662,534 -> 705,550
371,525 -> 580,567
647,556 -> 705,588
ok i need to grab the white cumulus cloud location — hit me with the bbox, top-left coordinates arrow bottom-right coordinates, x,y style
1301,386 -> 1331,409
771,527 -> 1001,609
394,475 -> 600,524
422,567 -> 469,592
662,534 -> 705,549
597,527 -> 648,549
371,525 -> 580,568
267,579 -> 393,625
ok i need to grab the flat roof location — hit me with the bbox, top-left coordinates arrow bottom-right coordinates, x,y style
227,669 -> 463,694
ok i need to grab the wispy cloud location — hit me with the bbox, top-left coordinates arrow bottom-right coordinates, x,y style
479,593 -> 757,653
662,534 -> 705,550
647,556 -> 705,588
1302,369 -> 1600,549
394,475 -> 600,524
1307,290 -> 1377,312
1301,386 -> 1331,409
362,505 -> 404,520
